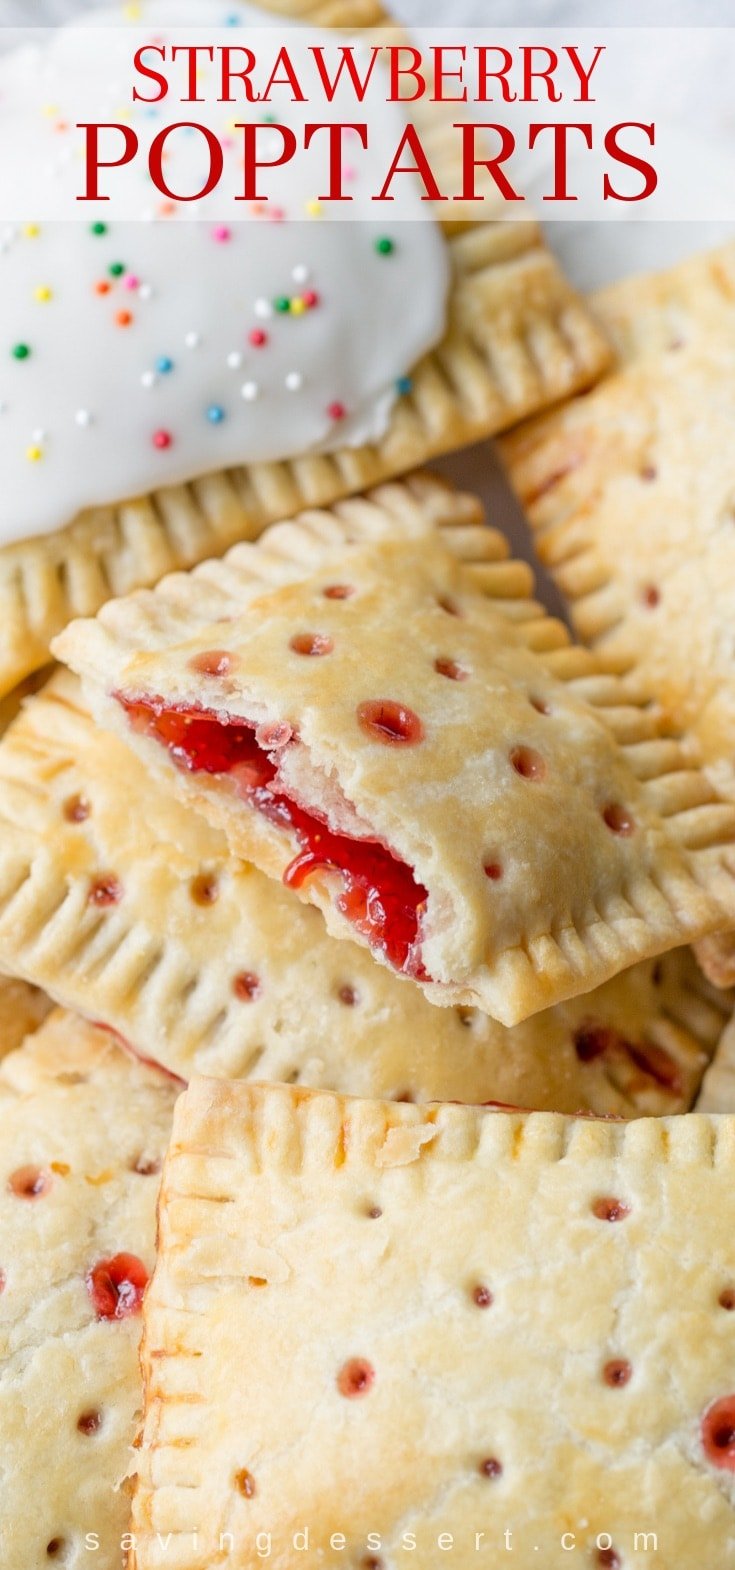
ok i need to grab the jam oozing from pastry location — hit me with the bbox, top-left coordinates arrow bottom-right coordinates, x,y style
117,695 -> 429,977
86,1252 -> 149,1320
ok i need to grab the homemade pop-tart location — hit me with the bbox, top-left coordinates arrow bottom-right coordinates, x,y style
130,1080 -> 735,1570
0,1008 -> 177,1570
56,476 -> 735,1024
500,242 -> 735,803
500,243 -> 735,990
0,668 -> 727,1115
0,1 -> 609,702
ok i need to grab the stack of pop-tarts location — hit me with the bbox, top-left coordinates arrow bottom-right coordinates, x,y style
2,34 -> 735,1562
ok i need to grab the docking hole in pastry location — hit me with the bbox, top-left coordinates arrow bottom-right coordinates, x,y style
55,476 -> 735,1025
0,668 -> 728,1115
0,1008 -> 176,1570
128,1081 -> 735,1570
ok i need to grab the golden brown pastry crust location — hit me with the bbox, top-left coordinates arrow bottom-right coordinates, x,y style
130,1081 -> 735,1570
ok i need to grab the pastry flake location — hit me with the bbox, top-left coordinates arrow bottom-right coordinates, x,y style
0,669 -> 727,1114
0,1007 -> 177,1570
55,478 -> 735,1024
129,1080 -> 735,1570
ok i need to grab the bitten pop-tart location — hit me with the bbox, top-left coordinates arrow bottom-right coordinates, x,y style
56,475 -> 735,1025
0,668 -> 727,1116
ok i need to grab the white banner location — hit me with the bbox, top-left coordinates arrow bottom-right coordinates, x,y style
0,19 -> 731,220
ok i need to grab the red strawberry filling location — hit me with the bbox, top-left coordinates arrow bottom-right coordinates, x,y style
117,694 -> 429,978
86,1252 -> 149,1319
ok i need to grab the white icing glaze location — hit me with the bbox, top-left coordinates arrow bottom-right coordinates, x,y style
0,2 -> 449,543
